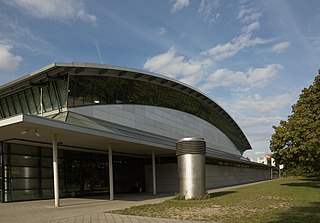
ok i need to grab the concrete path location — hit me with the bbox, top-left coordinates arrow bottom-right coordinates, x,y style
0,180 -> 273,223
0,193 -> 208,223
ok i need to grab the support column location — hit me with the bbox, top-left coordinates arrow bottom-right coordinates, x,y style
108,144 -> 114,201
152,150 -> 156,195
52,134 -> 59,207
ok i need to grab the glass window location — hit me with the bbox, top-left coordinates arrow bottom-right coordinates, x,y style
32,87 -> 41,114
11,190 -> 41,201
41,168 -> 52,178
12,94 -> 22,114
41,147 -> 53,157
6,97 -> 16,116
1,99 -> 10,117
11,155 -> 40,167
42,179 -> 53,189
18,91 -> 30,114
41,157 -> 52,167
68,75 -> 246,151
25,89 -> 37,114
11,144 -> 39,156
0,105 -> 4,119
56,78 -> 68,107
42,87 -> 53,112
11,167 -> 39,178
48,82 -> 59,110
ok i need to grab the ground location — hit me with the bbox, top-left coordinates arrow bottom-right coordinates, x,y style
113,177 -> 320,223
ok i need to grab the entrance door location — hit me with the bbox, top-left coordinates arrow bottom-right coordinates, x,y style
113,155 -> 145,193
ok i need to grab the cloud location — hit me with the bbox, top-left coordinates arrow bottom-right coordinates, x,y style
4,0 -> 97,25
0,42 -> 22,71
198,0 -> 221,24
201,64 -> 283,90
242,21 -> 260,33
310,36 -> 320,52
143,47 -> 211,85
271,41 -> 290,53
237,6 -> 262,23
171,0 -> 189,13
202,33 -> 269,61
234,93 -> 293,114
157,27 -> 168,36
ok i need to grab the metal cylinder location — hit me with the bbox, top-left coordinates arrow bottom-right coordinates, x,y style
176,137 -> 206,199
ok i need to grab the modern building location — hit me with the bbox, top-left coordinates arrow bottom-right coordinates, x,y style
0,62 -> 270,205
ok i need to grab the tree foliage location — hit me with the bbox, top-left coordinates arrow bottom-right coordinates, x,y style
270,74 -> 320,174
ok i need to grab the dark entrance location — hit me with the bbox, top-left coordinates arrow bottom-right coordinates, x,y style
113,156 -> 145,193
63,151 -> 146,197
64,151 -> 109,197
1,143 -> 146,202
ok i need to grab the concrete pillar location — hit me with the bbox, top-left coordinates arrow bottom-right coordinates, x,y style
108,144 -> 114,200
52,134 -> 60,207
152,150 -> 156,195
176,137 -> 206,199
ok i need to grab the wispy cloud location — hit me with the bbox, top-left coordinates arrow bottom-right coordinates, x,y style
233,93 -> 293,114
201,64 -> 283,90
4,0 -> 97,25
237,6 -> 262,23
242,21 -> 260,33
0,41 -> 22,71
143,47 -> 211,85
202,33 -> 269,61
157,27 -> 168,36
271,41 -> 290,53
310,36 -> 320,52
171,0 -> 189,13
198,0 -> 221,24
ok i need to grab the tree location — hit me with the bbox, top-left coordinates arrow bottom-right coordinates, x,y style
270,73 -> 320,175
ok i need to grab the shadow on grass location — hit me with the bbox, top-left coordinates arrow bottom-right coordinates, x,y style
208,191 -> 237,198
269,202 -> 320,223
281,178 -> 320,189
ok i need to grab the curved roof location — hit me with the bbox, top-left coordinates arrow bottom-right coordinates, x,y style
0,62 -> 252,153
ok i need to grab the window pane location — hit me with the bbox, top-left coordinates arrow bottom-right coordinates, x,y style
25,89 -> 37,114
11,144 -> 39,156
12,94 -> 22,114
11,190 -> 41,201
1,99 -> 10,117
56,78 -> 67,107
42,87 -> 53,112
6,97 -> 16,116
18,92 -> 30,114
11,155 -> 40,167
11,167 -> 39,178
32,87 -> 41,114
48,82 -> 59,110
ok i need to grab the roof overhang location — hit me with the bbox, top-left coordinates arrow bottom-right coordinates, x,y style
0,114 -> 175,156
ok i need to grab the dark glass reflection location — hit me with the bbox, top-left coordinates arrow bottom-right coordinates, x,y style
68,75 -> 244,151
0,78 -> 68,119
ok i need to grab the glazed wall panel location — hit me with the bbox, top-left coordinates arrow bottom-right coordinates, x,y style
70,105 -> 240,155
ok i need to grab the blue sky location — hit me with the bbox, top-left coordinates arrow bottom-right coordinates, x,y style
1,0 -> 319,161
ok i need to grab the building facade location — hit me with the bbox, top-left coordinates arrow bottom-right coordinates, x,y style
0,62 -> 270,204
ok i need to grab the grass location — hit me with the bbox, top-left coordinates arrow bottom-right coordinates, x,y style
112,177 -> 320,223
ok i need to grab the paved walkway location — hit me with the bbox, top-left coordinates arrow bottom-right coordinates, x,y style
0,180 -> 273,223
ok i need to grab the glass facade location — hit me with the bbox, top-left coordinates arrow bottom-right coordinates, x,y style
67,75 -> 245,152
1,143 -> 145,202
0,78 -> 68,119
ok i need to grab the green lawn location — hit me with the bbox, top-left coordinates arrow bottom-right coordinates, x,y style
112,177 -> 320,223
